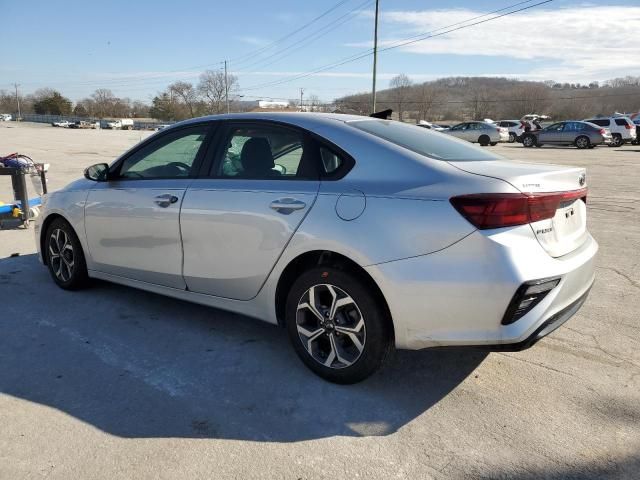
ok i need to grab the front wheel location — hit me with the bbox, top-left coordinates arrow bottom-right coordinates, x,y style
286,267 -> 393,384
575,136 -> 590,149
44,218 -> 89,290
508,132 -> 517,143
522,135 -> 536,148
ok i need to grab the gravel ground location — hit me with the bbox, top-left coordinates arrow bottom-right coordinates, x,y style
1,121 -> 639,479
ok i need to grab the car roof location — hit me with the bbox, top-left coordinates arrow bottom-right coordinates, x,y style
172,112 -> 367,132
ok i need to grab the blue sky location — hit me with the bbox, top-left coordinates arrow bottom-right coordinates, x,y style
1,0 -> 637,102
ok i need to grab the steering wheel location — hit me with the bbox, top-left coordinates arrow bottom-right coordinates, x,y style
167,162 -> 191,175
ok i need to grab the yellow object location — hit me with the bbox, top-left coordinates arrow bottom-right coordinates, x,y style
12,207 -> 22,218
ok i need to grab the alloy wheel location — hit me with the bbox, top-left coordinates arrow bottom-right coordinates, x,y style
48,228 -> 74,282
296,284 -> 366,369
576,137 -> 589,149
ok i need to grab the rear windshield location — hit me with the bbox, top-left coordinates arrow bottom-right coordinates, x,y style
348,120 -> 500,161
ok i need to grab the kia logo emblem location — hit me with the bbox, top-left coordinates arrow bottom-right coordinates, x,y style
579,173 -> 586,186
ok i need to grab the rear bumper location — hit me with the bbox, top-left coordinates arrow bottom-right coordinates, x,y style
365,227 -> 598,350
481,284 -> 592,351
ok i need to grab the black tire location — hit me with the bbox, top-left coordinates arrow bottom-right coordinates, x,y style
478,135 -> 490,146
285,266 -> 393,384
522,135 -> 536,148
610,134 -> 623,147
575,135 -> 590,149
490,142 -> 497,146
44,218 -> 89,290
508,132 -> 517,143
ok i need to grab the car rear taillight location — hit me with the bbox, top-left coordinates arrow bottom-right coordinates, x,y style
625,124 -> 633,129
450,189 -> 587,229
599,128 -> 606,135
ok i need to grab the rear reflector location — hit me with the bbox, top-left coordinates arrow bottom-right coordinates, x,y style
450,188 -> 587,230
502,277 -> 561,325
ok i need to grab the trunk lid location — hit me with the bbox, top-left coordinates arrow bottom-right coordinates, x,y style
450,160 -> 588,257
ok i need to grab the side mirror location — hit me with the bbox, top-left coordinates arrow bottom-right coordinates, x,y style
84,163 -> 109,182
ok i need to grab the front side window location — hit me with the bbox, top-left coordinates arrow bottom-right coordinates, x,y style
119,125 -> 208,179
217,125 -> 312,179
545,123 -> 565,132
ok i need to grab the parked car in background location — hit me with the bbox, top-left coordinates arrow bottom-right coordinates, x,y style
417,120 -> 448,132
521,121 -> 612,149
51,120 -> 71,128
443,121 -> 508,146
36,113 -> 597,383
68,121 -> 97,129
583,117 -> 636,147
106,118 -> 134,130
0,113 -> 12,121
632,119 -> 640,145
495,120 -> 525,143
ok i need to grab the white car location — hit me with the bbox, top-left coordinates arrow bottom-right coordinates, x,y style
496,120 -> 525,143
583,117 -> 636,147
51,120 -> 71,128
417,120 -> 448,132
0,113 -> 12,122
35,113 -> 597,383
443,121 -> 508,146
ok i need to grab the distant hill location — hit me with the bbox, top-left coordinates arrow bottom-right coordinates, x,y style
335,76 -> 640,122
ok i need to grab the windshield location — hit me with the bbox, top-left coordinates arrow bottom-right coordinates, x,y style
348,119 -> 502,161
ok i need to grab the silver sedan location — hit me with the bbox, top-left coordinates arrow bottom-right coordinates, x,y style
35,113 -> 597,383
443,121 -> 509,145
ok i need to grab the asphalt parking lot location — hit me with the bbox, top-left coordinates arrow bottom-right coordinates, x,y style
1,122 -> 639,479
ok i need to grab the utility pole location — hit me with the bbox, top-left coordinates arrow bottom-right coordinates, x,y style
13,83 -> 21,121
224,60 -> 230,114
371,0 -> 380,113
299,88 -> 304,112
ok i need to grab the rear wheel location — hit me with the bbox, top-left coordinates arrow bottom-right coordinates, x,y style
44,218 -> 89,290
575,136 -> 590,149
478,135 -> 490,146
610,134 -> 623,147
508,132 -> 517,143
285,267 -> 393,384
522,135 -> 536,148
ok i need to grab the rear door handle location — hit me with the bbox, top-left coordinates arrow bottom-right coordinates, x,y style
269,198 -> 306,214
154,193 -> 179,208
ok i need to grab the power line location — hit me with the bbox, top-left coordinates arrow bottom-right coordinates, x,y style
233,0 -> 374,74
239,0 -> 553,92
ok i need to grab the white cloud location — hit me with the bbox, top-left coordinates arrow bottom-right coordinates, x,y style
348,5 -> 640,82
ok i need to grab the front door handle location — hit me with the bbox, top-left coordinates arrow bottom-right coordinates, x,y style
269,198 -> 306,214
154,194 -> 179,208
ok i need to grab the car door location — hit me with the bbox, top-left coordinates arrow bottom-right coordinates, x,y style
538,122 -> 564,144
447,123 -> 467,140
180,121 -> 320,300
84,124 -> 212,288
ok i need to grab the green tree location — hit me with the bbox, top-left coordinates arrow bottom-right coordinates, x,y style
33,91 -> 72,115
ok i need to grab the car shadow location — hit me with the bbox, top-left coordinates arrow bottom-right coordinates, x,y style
0,254 -> 486,442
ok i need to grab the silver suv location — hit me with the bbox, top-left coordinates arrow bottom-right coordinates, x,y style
583,117 -> 636,147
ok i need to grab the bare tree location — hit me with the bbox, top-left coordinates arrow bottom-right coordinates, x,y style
91,89 -> 117,118
417,84 -> 440,121
198,70 -> 238,114
169,81 -> 198,117
389,74 -> 413,121
466,88 -> 493,120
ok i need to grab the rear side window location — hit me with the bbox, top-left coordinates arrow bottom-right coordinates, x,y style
319,147 -> 343,175
589,119 -> 609,127
349,120 -> 501,162
615,118 -> 630,126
